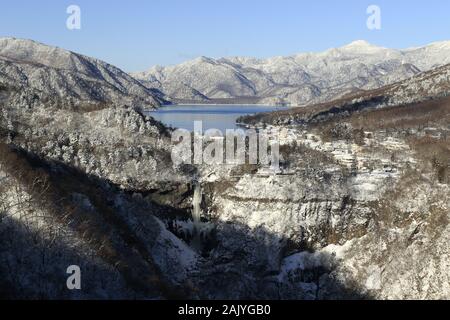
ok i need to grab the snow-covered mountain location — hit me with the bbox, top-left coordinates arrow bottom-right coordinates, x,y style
0,38 -> 163,110
240,61 -> 450,127
1,37 -> 449,300
132,40 -> 450,106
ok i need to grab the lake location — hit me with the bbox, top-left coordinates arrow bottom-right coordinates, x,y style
147,104 -> 283,132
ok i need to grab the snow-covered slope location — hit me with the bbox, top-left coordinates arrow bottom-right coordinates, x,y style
402,40 -> 450,70
0,37 -> 162,110
240,61 -> 450,127
133,40 -> 450,106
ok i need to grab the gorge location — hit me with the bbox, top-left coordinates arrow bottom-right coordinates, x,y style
0,37 -> 448,300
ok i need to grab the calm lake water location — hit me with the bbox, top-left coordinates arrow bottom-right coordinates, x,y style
147,104 -> 283,132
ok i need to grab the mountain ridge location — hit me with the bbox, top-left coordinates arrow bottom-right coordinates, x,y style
0,37 -> 164,110
132,40 -> 450,106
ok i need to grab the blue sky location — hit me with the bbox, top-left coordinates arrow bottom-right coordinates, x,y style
1,0 -> 449,71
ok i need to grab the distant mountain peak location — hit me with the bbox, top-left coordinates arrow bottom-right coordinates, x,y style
194,56 -> 217,64
345,40 -> 373,47
339,40 -> 385,53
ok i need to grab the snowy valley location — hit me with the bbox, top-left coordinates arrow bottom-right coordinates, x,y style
0,37 -> 449,300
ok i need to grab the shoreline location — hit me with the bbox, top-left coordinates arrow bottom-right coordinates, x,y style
159,103 -> 292,107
